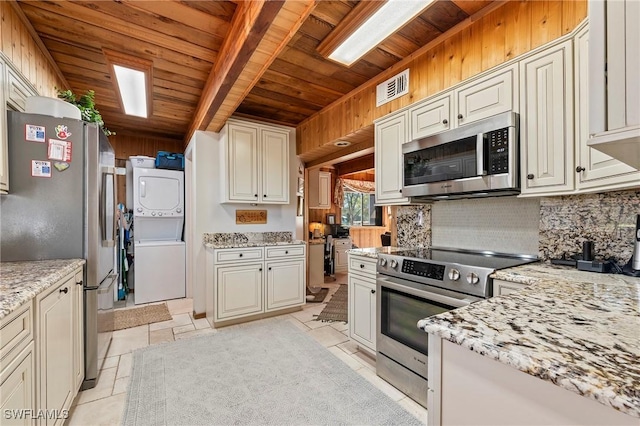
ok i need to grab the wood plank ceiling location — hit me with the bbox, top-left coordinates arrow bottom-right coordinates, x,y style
16,0 -> 494,160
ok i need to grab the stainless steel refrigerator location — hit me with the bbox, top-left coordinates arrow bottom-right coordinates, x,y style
1,111 -> 116,390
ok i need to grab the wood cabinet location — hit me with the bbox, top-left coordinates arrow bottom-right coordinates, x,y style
587,0 -> 640,169
206,245 -> 306,326
520,41 -> 574,194
223,119 -> 290,204
455,65 -> 518,126
410,95 -> 451,140
333,238 -> 351,273
375,112 -> 409,205
36,273 -> 75,426
308,169 -> 331,209
347,253 -> 377,353
574,26 -> 640,190
493,279 -> 527,296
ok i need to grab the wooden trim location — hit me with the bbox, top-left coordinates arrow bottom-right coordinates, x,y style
102,48 -> 154,118
192,312 -> 206,320
7,0 -> 70,90
306,141 -> 374,169
335,154 -> 374,176
316,1 -> 386,58
185,1 -> 285,142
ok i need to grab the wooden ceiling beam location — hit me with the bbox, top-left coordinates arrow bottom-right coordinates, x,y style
305,139 -> 374,169
335,154 -> 375,176
185,1 -> 285,141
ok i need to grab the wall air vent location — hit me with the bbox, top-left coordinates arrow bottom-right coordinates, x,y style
376,69 -> 409,107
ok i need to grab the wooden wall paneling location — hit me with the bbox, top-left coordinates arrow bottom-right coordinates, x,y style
296,0 -> 587,160
350,226 -> 390,249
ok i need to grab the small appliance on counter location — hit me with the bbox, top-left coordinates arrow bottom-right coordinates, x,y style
328,224 -> 350,238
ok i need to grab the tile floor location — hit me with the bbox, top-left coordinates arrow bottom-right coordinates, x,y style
66,275 -> 428,425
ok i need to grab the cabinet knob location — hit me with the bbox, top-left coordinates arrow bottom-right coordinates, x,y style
285,250 -> 289,254
254,194 -> 258,197
360,264 -> 365,268
527,174 -> 534,180
76,280 -> 83,286
370,289 -> 376,294
457,113 -> 463,120
268,267 -> 272,271
239,253 -> 243,257
263,194 -> 267,197
399,189 -> 402,193
59,287 -> 69,294
259,268 -> 263,272
442,119 -> 448,125
576,166 -> 585,173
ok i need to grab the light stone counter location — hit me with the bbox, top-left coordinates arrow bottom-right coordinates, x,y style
203,231 -> 305,249
0,259 -> 86,320
419,263 -> 640,418
346,246 -> 407,259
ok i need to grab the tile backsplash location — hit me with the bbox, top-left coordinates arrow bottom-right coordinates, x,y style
539,190 -> 639,263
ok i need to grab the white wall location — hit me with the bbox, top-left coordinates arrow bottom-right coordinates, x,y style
186,124 -> 299,315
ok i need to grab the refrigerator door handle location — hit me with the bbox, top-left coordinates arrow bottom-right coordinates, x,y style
101,167 -> 116,248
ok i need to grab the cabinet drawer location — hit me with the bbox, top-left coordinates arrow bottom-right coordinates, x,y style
265,245 -> 305,259
348,255 -> 377,277
215,247 -> 263,263
334,239 -> 351,248
493,279 -> 527,296
0,303 -> 33,367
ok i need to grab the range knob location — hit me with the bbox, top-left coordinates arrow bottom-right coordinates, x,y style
379,258 -> 387,267
151,211 -> 156,216
466,272 -> 479,285
390,259 -> 399,269
158,212 -> 163,216
176,208 -> 182,213
137,207 -> 142,213
448,269 -> 460,281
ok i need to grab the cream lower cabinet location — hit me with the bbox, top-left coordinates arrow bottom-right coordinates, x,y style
493,279 -> 527,296
348,254 -> 377,353
72,271 -> 83,393
207,245 -> 306,326
333,238 -> 351,273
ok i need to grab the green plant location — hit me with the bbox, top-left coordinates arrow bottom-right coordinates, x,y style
57,89 -> 115,136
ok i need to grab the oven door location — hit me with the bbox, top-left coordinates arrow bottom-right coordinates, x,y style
376,275 -> 479,377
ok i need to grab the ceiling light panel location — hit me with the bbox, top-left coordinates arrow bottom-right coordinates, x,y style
113,65 -> 148,118
329,0 -> 434,66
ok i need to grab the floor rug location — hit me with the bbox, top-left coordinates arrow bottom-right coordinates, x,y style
123,319 -> 422,426
305,286 -> 329,303
112,303 -> 172,331
316,284 -> 348,323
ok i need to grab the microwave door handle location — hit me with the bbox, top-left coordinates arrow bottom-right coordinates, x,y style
476,133 -> 486,176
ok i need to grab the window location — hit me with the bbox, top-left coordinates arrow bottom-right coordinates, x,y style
341,191 -> 379,226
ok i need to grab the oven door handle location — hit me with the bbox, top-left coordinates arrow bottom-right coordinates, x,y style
377,276 -> 477,309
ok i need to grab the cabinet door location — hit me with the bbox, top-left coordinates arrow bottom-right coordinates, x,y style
520,42 -> 574,194
38,277 -> 74,424
0,59 -> 7,194
261,129 -> 289,204
334,248 -> 349,273
0,343 -> 34,426
410,95 -> 451,140
317,171 -> 331,208
72,271 -> 84,392
574,24 -> 640,190
375,112 -> 409,204
6,68 -> 35,112
227,124 -> 259,202
348,275 -> 376,351
266,259 -> 305,311
493,279 -> 526,296
455,65 -> 517,125
216,263 -> 263,320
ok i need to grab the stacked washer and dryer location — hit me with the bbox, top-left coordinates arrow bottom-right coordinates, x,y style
126,157 -> 186,305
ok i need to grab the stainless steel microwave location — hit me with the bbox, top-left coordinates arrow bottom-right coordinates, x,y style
402,112 -> 520,201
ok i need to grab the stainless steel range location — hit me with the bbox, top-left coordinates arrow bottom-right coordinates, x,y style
376,247 -> 536,408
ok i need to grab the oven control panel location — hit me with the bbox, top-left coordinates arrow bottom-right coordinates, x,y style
401,260 -> 445,281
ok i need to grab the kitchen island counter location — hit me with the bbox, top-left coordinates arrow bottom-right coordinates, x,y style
419,262 -> 640,419
0,258 -> 86,320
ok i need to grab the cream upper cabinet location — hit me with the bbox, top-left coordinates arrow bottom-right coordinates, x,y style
0,58 -> 7,194
574,26 -> 640,190
375,111 -> 409,205
520,41 -> 574,195
6,68 -> 35,112
260,129 -> 289,203
224,120 -> 290,204
455,65 -> 518,126
410,95 -> 451,140
308,169 -> 331,209
587,0 -> 640,169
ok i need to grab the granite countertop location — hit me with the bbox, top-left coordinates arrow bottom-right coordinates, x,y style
346,246 -> 406,259
0,259 -> 86,320
204,240 -> 306,249
419,263 -> 640,418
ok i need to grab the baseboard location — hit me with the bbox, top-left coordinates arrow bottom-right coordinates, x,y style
192,311 -> 206,319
